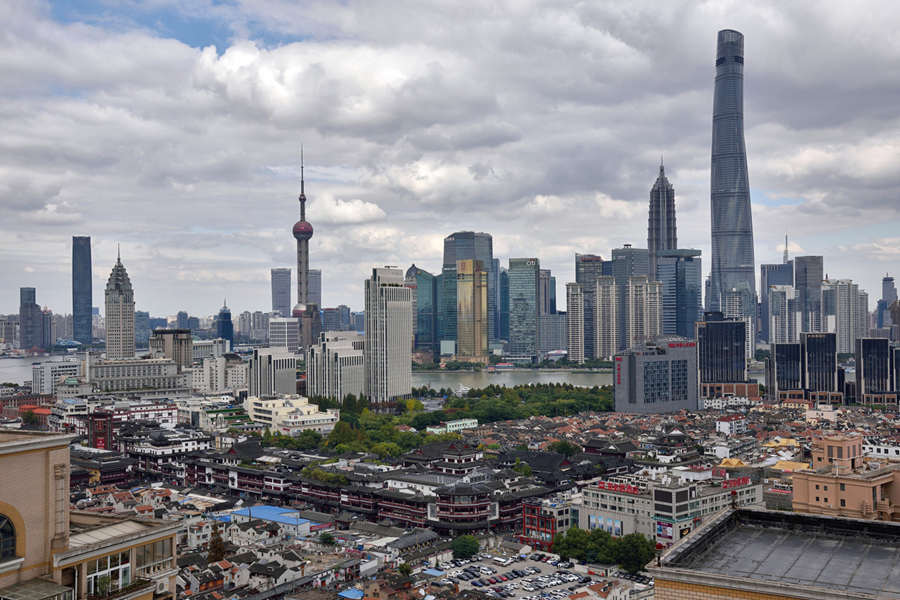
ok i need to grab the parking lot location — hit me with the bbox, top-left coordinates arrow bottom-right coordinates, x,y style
435,552 -> 603,600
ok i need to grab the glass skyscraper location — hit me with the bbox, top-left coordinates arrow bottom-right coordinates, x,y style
215,302 -> 234,350
499,268 -> 509,341
575,253 -> 605,358
759,261 -> 794,342
508,258 -> 540,358
406,264 -> 438,357
441,232 -> 496,343
656,249 -> 702,339
72,236 -> 92,344
696,311 -> 747,383
708,29 -> 756,316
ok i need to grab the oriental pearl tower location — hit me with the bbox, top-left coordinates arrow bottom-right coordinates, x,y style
292,148 -> 322,349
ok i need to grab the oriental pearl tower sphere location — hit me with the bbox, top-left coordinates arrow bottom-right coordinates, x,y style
292,148 -> 314,316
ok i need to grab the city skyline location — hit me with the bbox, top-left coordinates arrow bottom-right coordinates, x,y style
2,3 -> 899,315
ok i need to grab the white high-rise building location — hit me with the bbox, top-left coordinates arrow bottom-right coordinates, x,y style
625,276 -> 661,350
594,276 -> 618,359
104,253 -> 135,360
364,266 -> 412,411
248,347 -> 297,397
268,317 -> 300,353
566,283 -> 584,364
822,279 -> 869,354
306,331 -> 365,401
768,284 -> 800,344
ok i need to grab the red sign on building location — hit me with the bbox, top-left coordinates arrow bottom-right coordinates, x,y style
598,481 -> 641,495
721,476 -> 751,489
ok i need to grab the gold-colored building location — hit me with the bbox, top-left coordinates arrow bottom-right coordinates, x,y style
0,431 -> 178,600
455,259 -> 488,361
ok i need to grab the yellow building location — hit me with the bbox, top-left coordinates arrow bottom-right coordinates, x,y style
0,431 -> 178,600
455,259 -> 488,361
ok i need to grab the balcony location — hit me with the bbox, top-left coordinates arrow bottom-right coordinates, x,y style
87,578 -> 154,600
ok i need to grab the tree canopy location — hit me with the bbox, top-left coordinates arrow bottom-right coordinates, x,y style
552,528 -> 655,574
452,534 -> 480,559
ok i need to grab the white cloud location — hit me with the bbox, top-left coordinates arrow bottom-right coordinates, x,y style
312,195 -> 386,224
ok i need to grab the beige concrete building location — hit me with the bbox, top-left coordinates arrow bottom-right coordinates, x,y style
104,256 -> 135,361
0,431 -> 178,600
148,329 -> 192,371
455,259 -> 488,361
792,433 -> 900,521
244,395 -> 339,435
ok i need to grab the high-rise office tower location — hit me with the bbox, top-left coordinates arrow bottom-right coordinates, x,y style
306,331 -> 365,401
271,268 -> 292,317
441,232 -> 496,344
539,269 -> 553,315
708,29 -> 756,316
696,312 -> 747,384
176,311 -> 189,330
104,252 -> 135,359
268,317 -> 300,353
72,236 -> 92,345
292,150 -> 322,349
575,253 -> 605,358
594,276 -> 618,360
794,256 -> 824,333
407,264 -> 438,357
18,287 -> 43,351
456,259 -> 488,360
149,328 -> 193,371
566,283 -> 585,364
549,276 -> 557,314
40,308 -> 53,349
855,337 -> 893,402
308,269 -> 322,307
499,267 -> 509,340
876,274 -> 897,331
364,266 -> 412,411
648,161 -> 677,281
215,301 -> 234,350
625,276 -> 662,350
801,332 -> 838,393
611,245 -> 650,351
766,343 -> 802,402
249,347 -> 297,397
656,249 -> 702,339
508,258 -> 540,358
134,310 -> 150,347
403,271 -> 418,346
759,260 -> 794,342
768,285 -> 799,344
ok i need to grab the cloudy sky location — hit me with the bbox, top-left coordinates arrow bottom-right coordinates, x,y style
2,0 -> 899,317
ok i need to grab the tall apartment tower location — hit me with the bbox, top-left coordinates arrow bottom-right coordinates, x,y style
611,245 -> 650,351
291,150 -> 322,349
104,252 -> 135,359
575,253 -> 605,359
708,29 -> 756,316
364,266 -> 413,411
270,268 -> 292,317
648,161 -> 677,280
72,236 -> 92,344
625,276 -> 662,350
594,276 -> 618,359
794,256 -> 824,333
456,259 -> 488,360
508,258 -> 541,358
566,283 -> 585,364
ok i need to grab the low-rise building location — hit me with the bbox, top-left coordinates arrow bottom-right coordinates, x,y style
520,494 -> 575,550
714,414 -> 747,436
244,395 -> 339,434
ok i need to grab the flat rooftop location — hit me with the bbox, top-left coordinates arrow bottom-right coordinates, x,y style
0,430 -> 75,453
657,509 -> 900,598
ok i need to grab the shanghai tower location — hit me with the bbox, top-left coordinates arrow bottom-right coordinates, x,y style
708,29 -> 756,314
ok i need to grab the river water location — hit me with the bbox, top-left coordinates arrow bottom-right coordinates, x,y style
0,356 -> 75,386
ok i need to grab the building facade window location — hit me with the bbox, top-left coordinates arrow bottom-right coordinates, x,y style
0,515 -> 15,560
87,551 -> 130,595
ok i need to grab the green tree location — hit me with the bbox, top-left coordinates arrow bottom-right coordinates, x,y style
614,533 -> 656,574
319,532 -> 335,545
327,421 -> 358,447
207,524 -> 226,562
512,459 -> 532,477
398,562 -> 413,576
548,440 -> 580,456
371,442 -> 402,458
22,411 -> 40,427
451,534 -> 479,559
